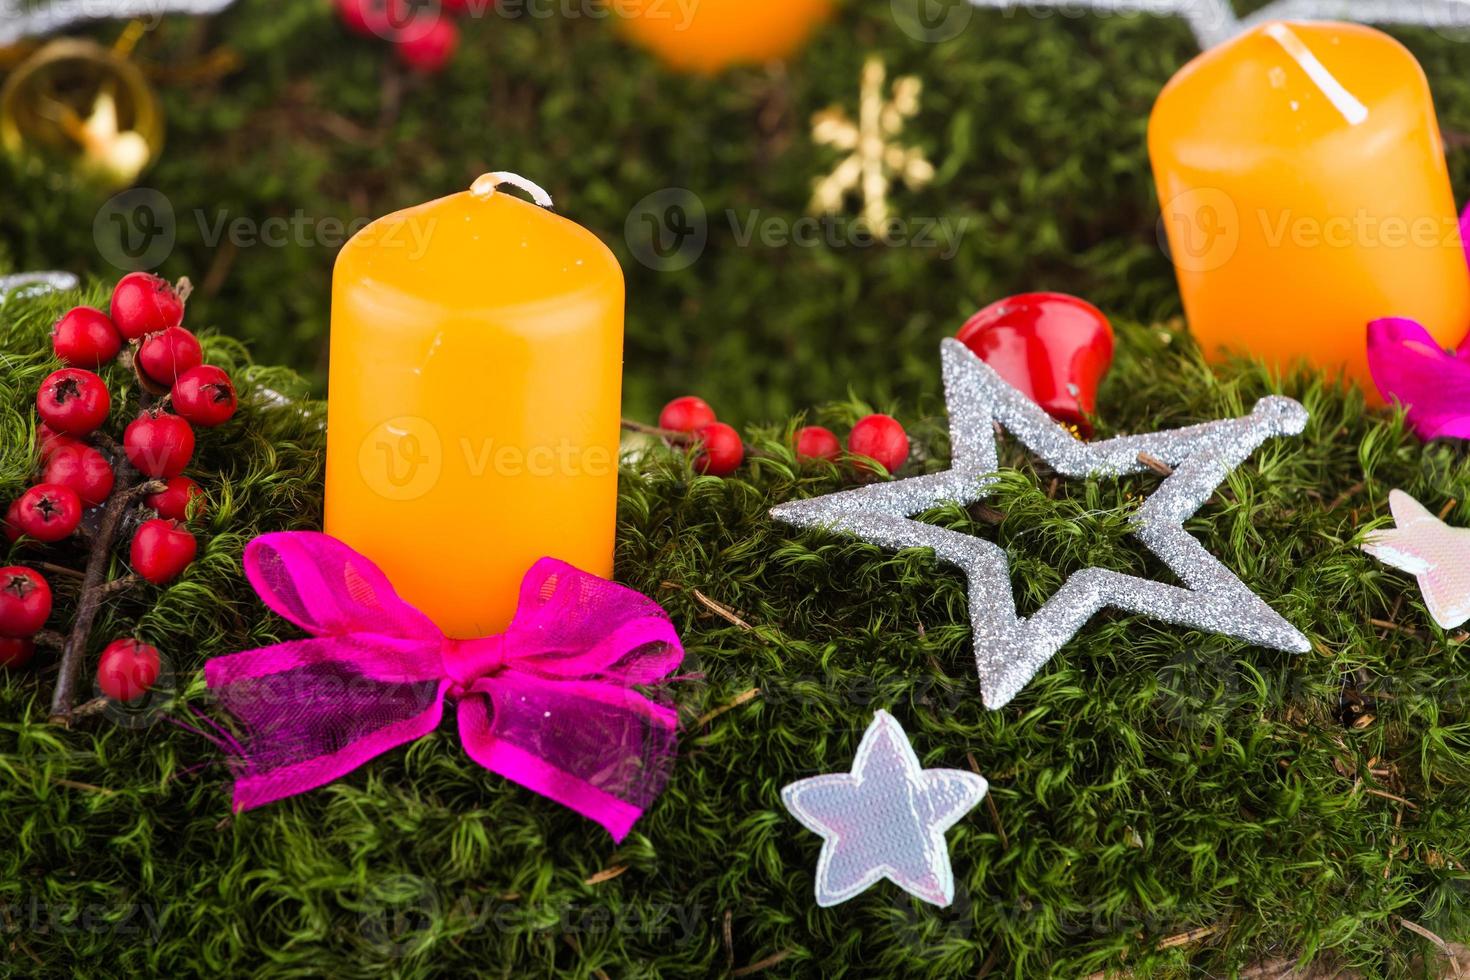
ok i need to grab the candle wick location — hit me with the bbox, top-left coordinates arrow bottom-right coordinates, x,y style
470,172 -> 555,208
1264,22 -> 1369,126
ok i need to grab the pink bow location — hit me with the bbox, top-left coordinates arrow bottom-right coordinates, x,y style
1362,202 -> 1470,442
1366,317 -> 1470,443
204,532 -> 684,841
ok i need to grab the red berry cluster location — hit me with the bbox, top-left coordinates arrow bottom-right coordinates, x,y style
657,396 -> 744,476
653,397 -> 911,478
335,0 -> 474,73
2,273 -> 228,709
0,567 -> 50,669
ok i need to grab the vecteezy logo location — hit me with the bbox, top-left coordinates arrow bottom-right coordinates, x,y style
1157,187 -> 1239,274
625,188 -> 708,272
358,874 -> 440,958
97,649 -> 175,730
358,416 -> 442,501
93,188 -> 176,271
891,0 -> 973,43
358,0 -> 445,42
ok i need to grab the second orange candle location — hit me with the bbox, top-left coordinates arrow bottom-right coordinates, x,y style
1150,20 -> 1470,392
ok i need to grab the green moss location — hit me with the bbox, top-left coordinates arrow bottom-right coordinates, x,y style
1,280 -> 1468,976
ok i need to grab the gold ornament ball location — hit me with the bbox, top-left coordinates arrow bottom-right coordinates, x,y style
1,38 -> 164,189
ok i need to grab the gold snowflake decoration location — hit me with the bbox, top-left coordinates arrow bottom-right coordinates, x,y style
809,56 -> 935,229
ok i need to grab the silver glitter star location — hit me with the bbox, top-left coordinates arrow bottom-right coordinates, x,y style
781,710 -> 988,908
1363,490 -> 1470,630
771,339 -> 1311,709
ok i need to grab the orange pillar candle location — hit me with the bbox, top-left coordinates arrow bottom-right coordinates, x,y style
617,0 -> 832,74
324,174 -> 624,637
1149,20 -> 1470,392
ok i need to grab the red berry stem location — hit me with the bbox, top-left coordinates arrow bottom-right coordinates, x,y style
620,417 -> 694,443
48,453 -> 139,725
35,562 -> 86,582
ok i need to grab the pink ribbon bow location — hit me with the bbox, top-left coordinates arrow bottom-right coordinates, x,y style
1362,202 -> 1470,442
204,532 -> 684,841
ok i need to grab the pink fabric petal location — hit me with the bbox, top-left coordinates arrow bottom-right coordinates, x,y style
504,558 -> 686,682
244,532 -> 441,641
1367,317 -> 1470,441
1460,200 -> 1470,277
205,637 -> 447,811
457,673 -> 678,842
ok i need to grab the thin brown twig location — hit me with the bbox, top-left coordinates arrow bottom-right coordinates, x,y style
1137,452 -> 1173,477
93,574 -> 142,600
35,562 -> 85,582
49,454 -> 140,725
1398,916 -> 1453,957
731,948 -> 793,977
1157,924 -> 1219,949
583,865 -> 628,886
696,687 -> 761,727
722,910 -> 735,972
690,589 -> 754,631
621,418 -> 692,443
1363,786 -> 1418,809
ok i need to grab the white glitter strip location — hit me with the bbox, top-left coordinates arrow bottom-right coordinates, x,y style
963,0 -> 1470,50
0,0 -> 239,45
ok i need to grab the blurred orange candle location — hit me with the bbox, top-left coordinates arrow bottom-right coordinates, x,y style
618,0 -> 832,73
325,174 -> 624,637
1150,20 -> 1470,393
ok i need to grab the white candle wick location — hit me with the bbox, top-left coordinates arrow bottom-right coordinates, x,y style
470,172 -> 555,208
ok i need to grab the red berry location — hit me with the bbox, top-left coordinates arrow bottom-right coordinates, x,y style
52,307 -> 122,368
659,395 -> 717,434
0,567 -> 51,638
794,425 -> 841,462
334,0 -> 388,35
2,500 -> 21,544
38,424 -> 81,461
0,637 -> 34,669
96,638 -> 161,702
14,484 -> 82,542
110,272 -> 184,340
36,368 -> 110,435
395,15 -> 458,72
137,327 -> 203,386
42,442 -> 115,507
171,366 -> 237,428
693,422 -> 744,476
848,414 -> 909,475
124,412 -> 195,478
145,476 -> 205,522
130,519 -> 197,584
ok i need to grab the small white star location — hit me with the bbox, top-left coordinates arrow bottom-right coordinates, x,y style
1363,490 -> 1470,630
782,711 -> 988,908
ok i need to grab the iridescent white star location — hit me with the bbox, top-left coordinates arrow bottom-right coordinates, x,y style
781,710 -> 988,908
1363,490 -> 1470,630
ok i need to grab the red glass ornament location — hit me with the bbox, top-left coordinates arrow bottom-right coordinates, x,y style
956,292 -> 1114,436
